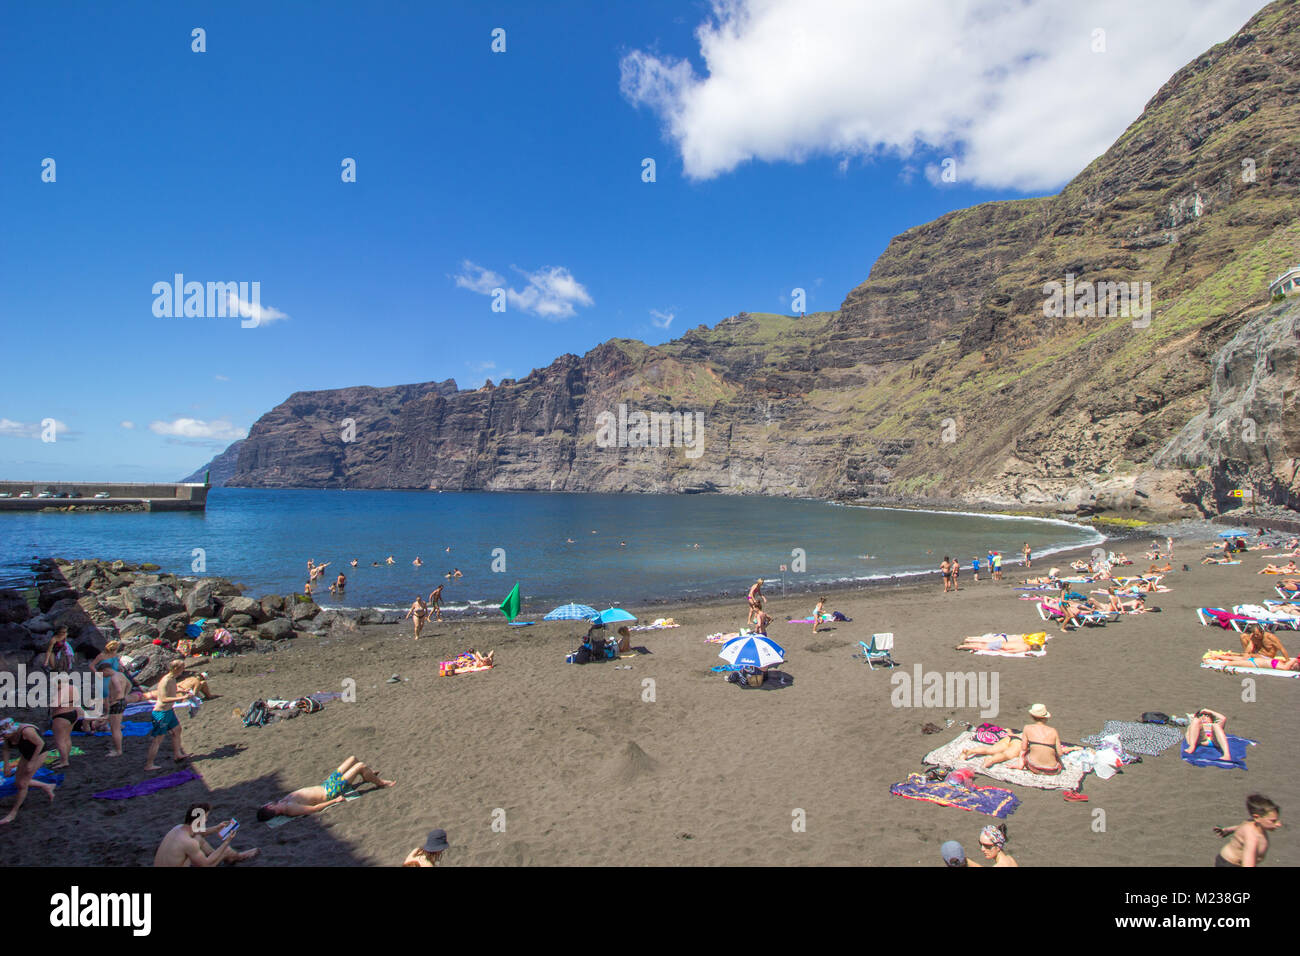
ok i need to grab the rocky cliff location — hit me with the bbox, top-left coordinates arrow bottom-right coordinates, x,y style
180,439 -> 244,486
218,1 -> 1300,519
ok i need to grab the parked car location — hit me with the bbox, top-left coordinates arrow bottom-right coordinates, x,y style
93,492 -> 111,499
53,492 -> 71,499
0,492 -> 11,499
18,492 -> 33,499
37,491 -> 55,498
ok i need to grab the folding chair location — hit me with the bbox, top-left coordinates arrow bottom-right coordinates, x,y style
857,632 -> 896,669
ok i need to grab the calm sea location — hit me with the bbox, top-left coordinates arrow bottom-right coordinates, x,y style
0,490 -> 1104,613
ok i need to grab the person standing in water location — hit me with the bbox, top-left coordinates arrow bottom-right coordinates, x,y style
1022,542 -> 1032,568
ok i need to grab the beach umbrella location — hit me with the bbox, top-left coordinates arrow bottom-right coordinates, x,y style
543,603 -> 599,621
499,582 -> 521,623
718,634 -> 785,669
590,607 -> 637,625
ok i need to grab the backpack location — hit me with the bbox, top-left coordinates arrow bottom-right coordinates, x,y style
294,697 -> 324,714
242,700 -> 272,728
1140,711 -> 1170,725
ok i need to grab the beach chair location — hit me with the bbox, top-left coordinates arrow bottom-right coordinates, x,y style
858,633 -> 896,669
1274,586 -> 1299,601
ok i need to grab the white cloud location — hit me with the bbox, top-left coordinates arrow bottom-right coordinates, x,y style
214,374 -> 229,382
453,260 -> 594,320
0,418 -> 70,439
620,0 -> 1265,191
149,418 -> 246,442
226,291 -> 288,326
650,308 -> 675,329
120,421 -> 135,429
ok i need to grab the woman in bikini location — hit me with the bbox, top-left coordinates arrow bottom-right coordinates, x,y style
1184,708 -> 1230,759
1018,704 -> 1077,774
48,675 -> 92,770
404,596 -> 430,640
746,579 -> 765,626
1214,794 -> 1281,867
0,718 -> 57,824
1203,650 -> 1299,672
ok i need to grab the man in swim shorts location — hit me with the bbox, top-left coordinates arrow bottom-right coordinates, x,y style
256,756 -> 395,820
145,660 -> 195,771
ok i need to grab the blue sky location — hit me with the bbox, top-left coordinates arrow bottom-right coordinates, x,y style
0,0 -> 1266,481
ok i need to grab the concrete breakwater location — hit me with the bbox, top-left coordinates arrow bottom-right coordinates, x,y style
0,481 -> 207,512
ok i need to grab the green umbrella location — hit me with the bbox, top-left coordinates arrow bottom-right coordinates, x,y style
499,582 -> 521,623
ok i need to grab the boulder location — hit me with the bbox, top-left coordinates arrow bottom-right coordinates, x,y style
225,613 -> 255,630
75,621 -> 117,654
123,584 -> 184,618
116,614 -> 159,642
139,563 -> 161,571
193,630 -> 216,654
184,579 -> 223,618
0,589 -> 32,624
260,594 -> 285,617
156,613 -> 190,645
290,601 -> 319,622
257,618 -> 294,641
129,644 -> 180,686
0,622 -> 33,654
218,596 -> 265,624
38,587 -> 76,612
24,616 -> 52,634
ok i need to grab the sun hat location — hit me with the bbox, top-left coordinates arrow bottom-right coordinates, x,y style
940,841 -> 966,866
422,828 -> 450,853
1028,703 -> 1051,719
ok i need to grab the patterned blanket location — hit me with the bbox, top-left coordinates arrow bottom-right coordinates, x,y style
923,731 -> 1087,791
890,773 -> 1020,818
1080,720 -> 1183,756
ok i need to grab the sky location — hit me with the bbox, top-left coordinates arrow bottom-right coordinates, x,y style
0,0 -> 1268,481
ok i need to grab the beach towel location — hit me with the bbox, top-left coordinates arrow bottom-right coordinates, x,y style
1180,735 -> 1256,771
1080,720 -> 1183,756
92,768 -> 202,800
45,721 -> 154,738
265,784 -> 365,827
1200,660 -> 1299,679
922,731 -> 1087,791
507,621 -> 534,627
889,773 -> 1020,818
705,631 -> 740,644
629,620 -> 680,631
0,767 -> 62,797
123,699 -> 198,718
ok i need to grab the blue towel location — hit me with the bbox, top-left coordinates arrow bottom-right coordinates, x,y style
44,721 -> 154,738
1181,734 -> 1256,770
0,767 -> 63,797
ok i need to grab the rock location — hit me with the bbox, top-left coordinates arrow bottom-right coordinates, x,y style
24,616 -> 51,634
0,589 -> 32,625
0,622 -> 33,653
260,594 -> 285,617
116,614 -> 159,641
218,596 -> 265,624
129,644 -> 180,686
184,579 -> 223,618
139,563 -> 161,571
194,630 -> 216,654
123,584 -> 184,618
226,613 -> 255,629
290,601 -> 319,622
75,621 -> 117,654
257,618 -> 294,640
156,613 -> 190,644
38,587 -> 76,612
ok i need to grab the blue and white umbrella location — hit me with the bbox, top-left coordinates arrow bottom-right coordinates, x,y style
590,607 -> 637,625
718,634 -> 785,668
543,603 -> 599,621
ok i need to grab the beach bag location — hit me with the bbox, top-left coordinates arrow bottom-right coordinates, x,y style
295,697 -> 323,714
974,723 -> 1005,744
1140,711 -> 1170,725
175,639 -> 194,657
573,646 -> 591,665
603,642 -> 618,660
242,700 -> 271,728
946,768 -> 975,787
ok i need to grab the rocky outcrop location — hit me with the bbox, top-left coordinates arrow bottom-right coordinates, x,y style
210,2 -> 1300,521
1154,296 -> 1300,511
180,439 -> 245,486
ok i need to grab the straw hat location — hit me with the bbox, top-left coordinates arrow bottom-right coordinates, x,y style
1028,703 -> 1051,719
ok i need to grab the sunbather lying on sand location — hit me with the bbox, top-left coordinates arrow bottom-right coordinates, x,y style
1202,555 -> 1238,565
1203,650 -> 1300,672
955,633 -> 1045,654
1147,563 -> 1173,573
960,733 -> 1025,767
1259,562 -> 1299,575
256,756 -> 395,820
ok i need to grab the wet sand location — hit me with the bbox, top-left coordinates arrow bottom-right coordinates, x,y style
5,530 -> 1297,866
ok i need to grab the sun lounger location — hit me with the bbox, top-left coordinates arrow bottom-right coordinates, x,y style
1274,586 -> 1300,600
856,633 -> 896,669
1036,603 -> 1116,627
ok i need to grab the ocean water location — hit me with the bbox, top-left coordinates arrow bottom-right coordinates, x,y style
0,489 -> 1104,613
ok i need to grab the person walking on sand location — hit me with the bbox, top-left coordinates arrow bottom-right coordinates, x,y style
746,579 -> 765,626
405,595 -> 430,640
256,756 -> 395,820
1213,794 -> 1281,867
812,596 -> 826,634
940,557 -> 952,593
0,718 -> 57,825
145,660 -> 195,772
405,828 -> 450,867
154,804 -> 259,866
1023,542 -> 1032,568
427,585 -> 444,622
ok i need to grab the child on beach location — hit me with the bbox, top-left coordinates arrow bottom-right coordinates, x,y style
812,597 -> 826,633
971,556 -> 980,582
1213,794 -> 1281,866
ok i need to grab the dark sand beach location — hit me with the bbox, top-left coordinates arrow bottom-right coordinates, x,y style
5,528 -> 1296,867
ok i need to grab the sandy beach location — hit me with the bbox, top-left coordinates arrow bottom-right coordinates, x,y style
4,526 -> 1296,867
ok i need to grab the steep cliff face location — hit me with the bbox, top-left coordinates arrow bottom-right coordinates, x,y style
180,440 -> 244,486
223,2 -> 1300,517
